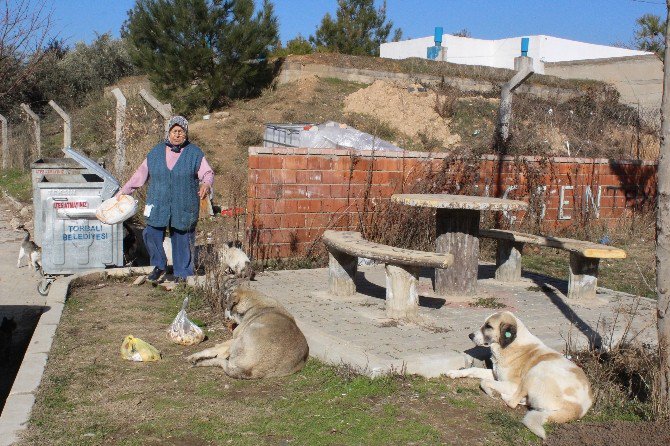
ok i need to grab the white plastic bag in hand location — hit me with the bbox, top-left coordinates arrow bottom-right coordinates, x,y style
167,296 -> 205,345
96,194 -> 138,225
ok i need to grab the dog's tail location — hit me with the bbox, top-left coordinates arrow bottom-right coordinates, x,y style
521,410 -> 549,439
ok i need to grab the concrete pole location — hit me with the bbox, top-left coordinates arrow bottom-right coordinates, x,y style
655,0 -> 670,411
139,88 -> 172,134
20,103 -> 41,160
111,88 -> 127,175
48,100 -> 72,148
497,56 -> 534,143
0,114 -> 7,169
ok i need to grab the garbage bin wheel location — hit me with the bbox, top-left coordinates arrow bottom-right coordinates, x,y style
37,279 -> 52,296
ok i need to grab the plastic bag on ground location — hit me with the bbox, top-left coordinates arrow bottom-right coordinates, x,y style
96,194 -> 138,225
120,335 -> 161,361
167,296 -> 205,345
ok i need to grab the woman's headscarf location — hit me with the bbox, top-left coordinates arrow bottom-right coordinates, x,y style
165,115 -> 190,152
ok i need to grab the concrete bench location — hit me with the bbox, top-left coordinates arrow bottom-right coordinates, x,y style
479,229 -> 626,299
322,230 -> 454,320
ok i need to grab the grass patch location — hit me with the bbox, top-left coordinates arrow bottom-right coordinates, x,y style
469,297 -> 506,309
320,76 -> 368,93
21,277 -> 548,446
0,168 -> 32,203
20,275 -> 661,445
484,411 -> 542,444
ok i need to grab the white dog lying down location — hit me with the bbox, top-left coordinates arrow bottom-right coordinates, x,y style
446,311 -> 592,439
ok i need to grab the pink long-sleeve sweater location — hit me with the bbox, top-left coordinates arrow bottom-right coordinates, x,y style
119,146 -> 214,195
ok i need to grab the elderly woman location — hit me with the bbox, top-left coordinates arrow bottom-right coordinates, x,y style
118,116 -> 214,283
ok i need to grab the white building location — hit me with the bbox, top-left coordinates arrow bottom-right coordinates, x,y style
380,34 -> 652,75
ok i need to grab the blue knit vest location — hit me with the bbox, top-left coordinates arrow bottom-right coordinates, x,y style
146,143 -> 204,231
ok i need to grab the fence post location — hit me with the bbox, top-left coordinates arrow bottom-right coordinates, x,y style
111,88 -> 127,175
48,100 -> 72,148
0,114 -> 7,169
497,56 -> 534,143
139,88 -> 172,133
20,103 -> 41,161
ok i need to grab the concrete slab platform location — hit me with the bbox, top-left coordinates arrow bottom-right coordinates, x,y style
250,265 -> 656,378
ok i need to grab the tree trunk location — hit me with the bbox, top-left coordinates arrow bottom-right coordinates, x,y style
656,0 -> 670,416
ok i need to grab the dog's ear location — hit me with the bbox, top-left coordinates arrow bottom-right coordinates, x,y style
499,322 -> 517,348
225,289 -> 242,313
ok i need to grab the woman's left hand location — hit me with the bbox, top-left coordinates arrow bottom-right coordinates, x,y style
198,184 -> 211,199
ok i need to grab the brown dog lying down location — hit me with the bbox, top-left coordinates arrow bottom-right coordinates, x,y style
446,311 -> 592,439
187,284 -> 309,379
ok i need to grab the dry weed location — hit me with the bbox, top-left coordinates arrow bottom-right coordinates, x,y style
565,297 -> 659,421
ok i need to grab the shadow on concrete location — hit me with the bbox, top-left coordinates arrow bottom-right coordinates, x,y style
529,275 -> 603,349
477,264 -> 602,348
511,271 -> 602,348
0,305 -> 45,414
477,264 -> 498,280
465,345 -> 492,364
356,269 -> 446,309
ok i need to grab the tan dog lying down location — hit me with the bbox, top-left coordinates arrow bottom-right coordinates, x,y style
446,311 -> 592,439
187,285 -> 309,379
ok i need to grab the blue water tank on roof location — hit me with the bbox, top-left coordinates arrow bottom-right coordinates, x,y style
521,37 -> 529,56
434,27 -> 443,45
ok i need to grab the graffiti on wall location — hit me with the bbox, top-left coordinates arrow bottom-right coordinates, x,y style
477,183 -> 647,224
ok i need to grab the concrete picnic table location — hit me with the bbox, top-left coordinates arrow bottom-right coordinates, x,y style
391,194 -> 528,296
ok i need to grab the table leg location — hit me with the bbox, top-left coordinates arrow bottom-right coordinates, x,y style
435,208 -> 480,295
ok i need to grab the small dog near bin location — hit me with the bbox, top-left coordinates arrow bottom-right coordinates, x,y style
16,225 -> 41,272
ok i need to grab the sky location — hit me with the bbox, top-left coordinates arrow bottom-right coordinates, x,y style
46,0 -> 668,49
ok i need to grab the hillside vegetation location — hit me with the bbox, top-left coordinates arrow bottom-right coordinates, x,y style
10,53 -> 659,208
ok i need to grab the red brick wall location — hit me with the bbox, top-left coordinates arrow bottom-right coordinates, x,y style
247,147 -> 656,259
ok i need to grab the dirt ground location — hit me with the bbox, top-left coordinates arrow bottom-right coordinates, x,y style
343,80 -> 461,147
546,420 -> 670,446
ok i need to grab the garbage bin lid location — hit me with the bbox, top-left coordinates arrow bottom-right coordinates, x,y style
63,148 -> 120,200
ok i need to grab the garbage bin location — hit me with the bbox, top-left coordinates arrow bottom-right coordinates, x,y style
30,156 -> 91,246
35,148 -> 124,275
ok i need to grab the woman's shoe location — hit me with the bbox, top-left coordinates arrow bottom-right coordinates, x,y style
147,267 -> 165,283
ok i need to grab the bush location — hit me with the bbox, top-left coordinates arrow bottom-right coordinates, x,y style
29,34 -> 137,111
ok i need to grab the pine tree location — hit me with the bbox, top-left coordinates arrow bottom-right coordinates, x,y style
273,34 -> 314,57
310,0 -> 401,56
634,13 -> 666,59
123,0 -> 279,112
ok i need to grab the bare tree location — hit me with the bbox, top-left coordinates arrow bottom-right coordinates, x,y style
657,0 -> 670,415
0,0 -> 53,104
